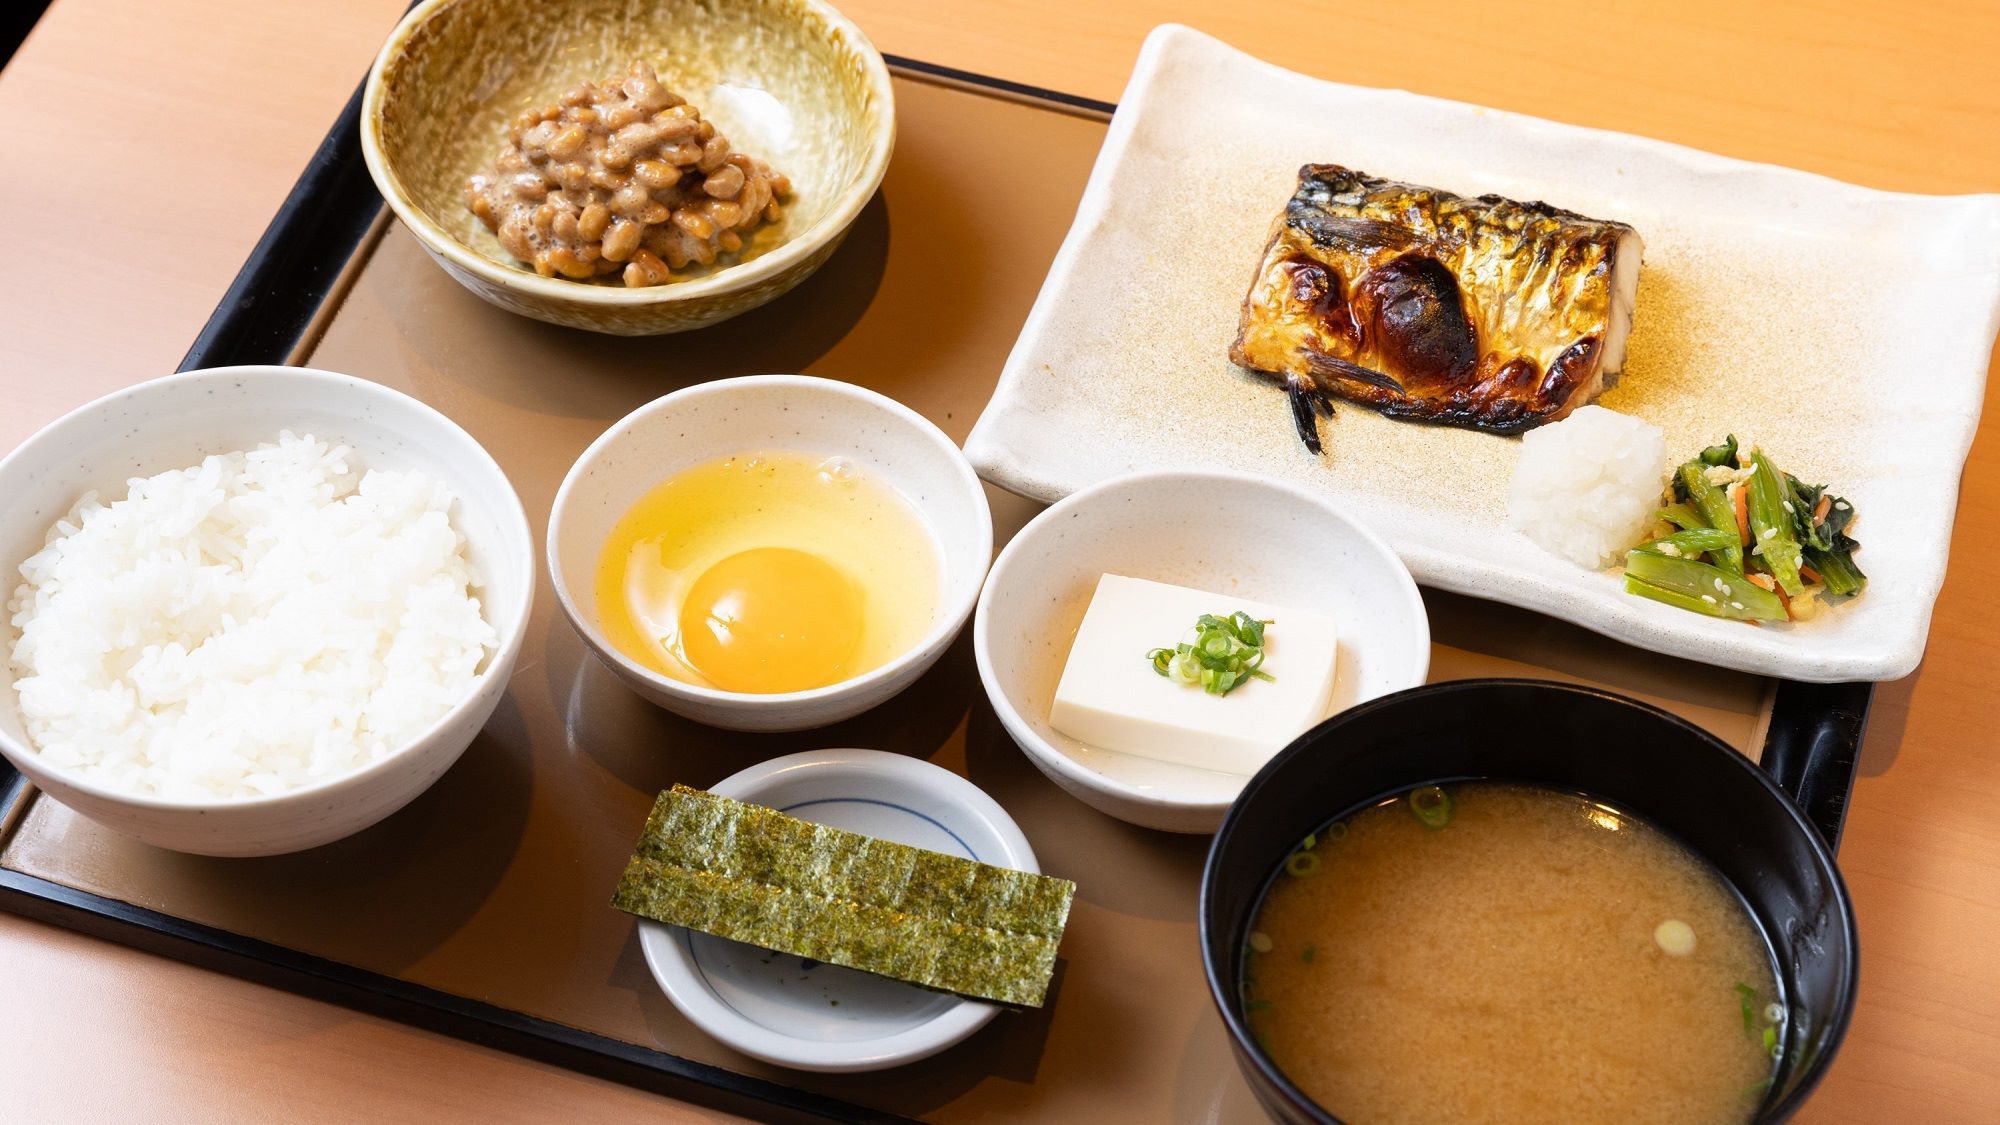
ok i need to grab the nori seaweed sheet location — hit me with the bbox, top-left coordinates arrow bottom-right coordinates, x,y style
612,786 -> 1075,1007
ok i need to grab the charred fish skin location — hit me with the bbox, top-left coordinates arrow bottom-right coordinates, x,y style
1228,164 -> 1642,451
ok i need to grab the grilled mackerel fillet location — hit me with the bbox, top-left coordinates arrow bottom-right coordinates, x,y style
1229,164 -> 1642,452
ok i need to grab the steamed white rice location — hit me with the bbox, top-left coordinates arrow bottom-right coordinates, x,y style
5,432 -> 496,801
1507,406 -> 1670,569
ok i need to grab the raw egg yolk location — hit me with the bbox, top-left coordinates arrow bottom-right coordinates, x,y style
677,548 -> 862,693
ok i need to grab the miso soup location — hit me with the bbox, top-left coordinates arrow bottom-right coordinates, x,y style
1244,783 -> 1782,1124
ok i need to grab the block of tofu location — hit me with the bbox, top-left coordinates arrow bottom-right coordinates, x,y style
1049,574 -> 1338,775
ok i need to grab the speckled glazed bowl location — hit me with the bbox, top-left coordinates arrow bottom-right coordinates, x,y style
361,0 -> 894,335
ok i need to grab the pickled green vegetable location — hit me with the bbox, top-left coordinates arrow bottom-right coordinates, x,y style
1657,502 -> 1707,532
1676,463 -> 1744,575
1805,546 -> 1866,597
1625,550 -> 1786,621
1700,435 -> 1741,467
1746,451 -> 1805,597
1788,477 -> 1867,596
1634,438 -> 1866,622
1643,528 -> 1742,558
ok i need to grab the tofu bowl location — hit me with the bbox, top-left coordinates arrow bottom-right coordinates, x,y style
973,470 -> 1431,833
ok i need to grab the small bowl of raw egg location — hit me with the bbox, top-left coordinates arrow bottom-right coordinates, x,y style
548,375 -> 992,731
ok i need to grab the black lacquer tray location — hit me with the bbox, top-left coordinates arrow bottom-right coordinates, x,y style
0,56 -> 1867,1124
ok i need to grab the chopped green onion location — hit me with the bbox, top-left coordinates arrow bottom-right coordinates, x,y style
1408,785 -> 1453,830
1323,822 -> 1347,842
1300,832 -> 1318,851
1625,551 -> 1787,621
1301,945 -> 1316,964
1285,851 -> 1321,878
1145,612 -> 1276,697
1677,462 -> 1745,574
1230,612 -> 1266,647
1762,1024 -> 1779,1055
1736,982 -> 1758,1034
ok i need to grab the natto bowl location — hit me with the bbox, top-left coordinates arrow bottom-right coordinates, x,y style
1200,679 -> 1858,1123
361,0 -> 894,335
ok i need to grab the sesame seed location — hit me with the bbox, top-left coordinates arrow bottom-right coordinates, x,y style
1761,527 -> 1777,539
1731,601 -> 1745,610
1713,577 -> 1725,592
1783,500 -> 1795,513
1701,594 -> 1718,605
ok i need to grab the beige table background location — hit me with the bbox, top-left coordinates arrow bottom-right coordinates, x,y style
1,0 -> 1995,1119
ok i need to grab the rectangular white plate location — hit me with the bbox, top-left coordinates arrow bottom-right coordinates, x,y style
966,24 -> 2000,683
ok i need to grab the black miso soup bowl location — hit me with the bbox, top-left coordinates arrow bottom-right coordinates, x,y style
1201,679 -> 1858,1124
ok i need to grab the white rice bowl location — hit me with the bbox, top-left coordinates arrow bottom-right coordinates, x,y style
5,431 -> 496,801
1507,406 -> 1670,569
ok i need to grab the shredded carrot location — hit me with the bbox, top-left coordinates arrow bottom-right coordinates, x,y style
1744,571 -> 1794,620
1731,484 -> 1750,546
1813,494 -> 1831,525
1800,564 -> 1824,585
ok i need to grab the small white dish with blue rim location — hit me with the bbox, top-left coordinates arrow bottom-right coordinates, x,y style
637,748 -> 1040,1072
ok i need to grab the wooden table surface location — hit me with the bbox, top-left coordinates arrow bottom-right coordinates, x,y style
2,0 -> 1996,1119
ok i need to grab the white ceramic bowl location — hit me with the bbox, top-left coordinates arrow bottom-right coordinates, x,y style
638,748 -> 1037,1071
547,375 -> 991,731
0,366 -> 535,856
973,469 -> 1431,833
